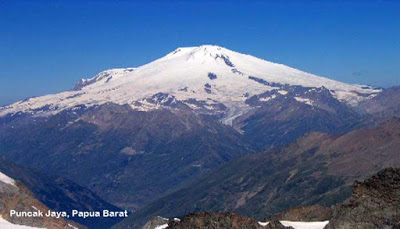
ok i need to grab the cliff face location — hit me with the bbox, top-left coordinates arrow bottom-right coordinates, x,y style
326,167 -> 400,229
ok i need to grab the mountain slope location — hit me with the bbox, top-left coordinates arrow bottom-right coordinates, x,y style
119,118 -> 400,228
0,156 -> 124,228
0,169 -> 82,229
0,93 -> 365,212
236,86 -> 364,148
0,104 -> 253,210
359,85 -> 400,122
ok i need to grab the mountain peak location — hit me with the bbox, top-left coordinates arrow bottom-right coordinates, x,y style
0,45 -> 381,119
174,44 -> 227,52
163,45 -> 235,64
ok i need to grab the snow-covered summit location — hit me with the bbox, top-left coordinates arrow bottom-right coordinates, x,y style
0,45 -> 381,119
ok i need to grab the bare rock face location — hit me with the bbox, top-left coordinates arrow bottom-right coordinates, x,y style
142,216 -> 168,229
166,211 -> 263,229
326,167 -> 400,229
264,220 -> 294,229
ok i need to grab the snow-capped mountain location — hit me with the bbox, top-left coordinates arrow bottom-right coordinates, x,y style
1,45 -> 395,219
0,45 -> 380,122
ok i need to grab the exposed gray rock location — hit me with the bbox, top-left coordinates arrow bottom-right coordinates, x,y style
142,216 -> 168,229
265,220 -> 294,229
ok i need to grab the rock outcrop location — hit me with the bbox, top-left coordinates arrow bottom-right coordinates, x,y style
0,172 -> 82,229
0,156 -> 125,228
142,216 -> 168,229
166,212 -> 264,229
264,220 -> 294,229
326,167 -> 400,229
271,205 -> 331,222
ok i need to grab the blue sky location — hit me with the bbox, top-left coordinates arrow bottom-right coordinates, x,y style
1,0 -> 399,105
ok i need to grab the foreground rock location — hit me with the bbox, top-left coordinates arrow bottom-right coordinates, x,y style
326,167 -> 400,228
139,213 -> 330,229
142,216 -> 168,229
264,220 -> 293,229
271,205 -> 331,222
0,156 -> 125,228
0,171 -> 82,229
166,212 -> 263,229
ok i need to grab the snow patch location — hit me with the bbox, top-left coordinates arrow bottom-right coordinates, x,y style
0,172 -> 16,187
258,220 -> 329,228
0,216 -> 45,229
294,97 -> 313,106
221,105 -> 250,126
280,220 -> 329,229
278,90 -> 288,95
154,224 -> 168,229
260,94 -> 277,102
67,224 -> 78,229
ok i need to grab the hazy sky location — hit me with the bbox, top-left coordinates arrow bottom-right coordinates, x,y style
1,0 -> 399,105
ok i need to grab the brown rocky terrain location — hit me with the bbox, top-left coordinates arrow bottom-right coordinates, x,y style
0,174 -> 82,229
140,213 -> 297,229
166,212 -> 264,229
326,167 -> 400,229
0,156 -> 125,228
270,205 -> 331,222
264,220 -> 293,229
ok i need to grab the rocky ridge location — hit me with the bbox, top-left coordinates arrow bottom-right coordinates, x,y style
0,171 -> 82,229
326,167 -> 400,228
